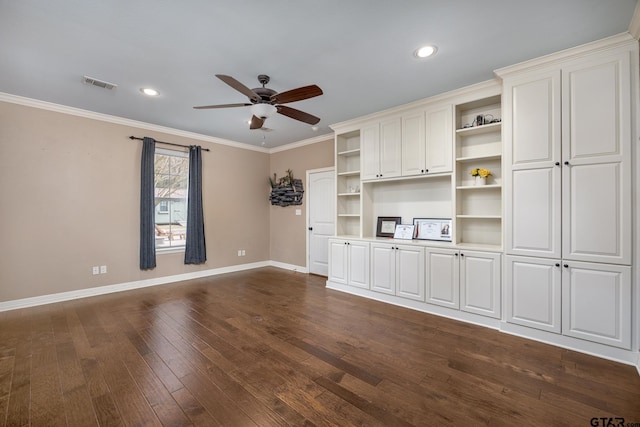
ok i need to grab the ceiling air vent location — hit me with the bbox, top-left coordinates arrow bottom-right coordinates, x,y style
82,75 -> 117,90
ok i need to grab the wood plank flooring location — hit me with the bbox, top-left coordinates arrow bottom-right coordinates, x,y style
1,267 -> 639,426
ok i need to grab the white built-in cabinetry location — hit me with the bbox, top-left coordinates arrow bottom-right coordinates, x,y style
370,242 -> 425,300
425,248 -> 501,318
499,38 -> 635,350
328,34 -> 637,364
328,239 -> 369,289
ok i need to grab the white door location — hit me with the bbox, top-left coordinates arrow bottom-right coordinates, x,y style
424,104 -> 453,174
425,248 -> 459,309
370,243 -> 396,295
562,261 -> 631,349
395,245 -> 425,301
561,52 -> 631,265
347,241 -> 370,289
308,169 -> 335,276
401,111 -> 425,177
506,255 -> 561,333
504,70 -> 562,258
327,239 -> 347,285
360,124 -> 380,180
379,118 -> 402,178
460,251 -> 501,319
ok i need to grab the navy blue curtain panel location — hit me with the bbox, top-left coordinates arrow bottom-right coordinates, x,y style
140,137 -> 156,269
185,145 -> 206,264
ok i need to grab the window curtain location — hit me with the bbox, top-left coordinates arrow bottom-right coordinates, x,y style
185,145 -> 206,264
140,137 -> 156,269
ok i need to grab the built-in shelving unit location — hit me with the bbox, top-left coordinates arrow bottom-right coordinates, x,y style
336,130 -> 362,237
454,95 -> 502,249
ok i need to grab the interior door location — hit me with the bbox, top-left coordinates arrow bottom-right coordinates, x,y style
308,169 -> 335,276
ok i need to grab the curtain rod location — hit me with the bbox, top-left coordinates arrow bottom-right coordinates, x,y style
129,136 -> 210,152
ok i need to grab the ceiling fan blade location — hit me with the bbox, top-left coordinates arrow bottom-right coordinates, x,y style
271,85 -> 323,104
193,103 -> 252,109
276,105 -> 320,125
216,74 -> 261,102
250,115 -> 265,130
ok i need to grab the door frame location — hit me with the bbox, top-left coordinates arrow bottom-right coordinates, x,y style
306,167 -> 335,274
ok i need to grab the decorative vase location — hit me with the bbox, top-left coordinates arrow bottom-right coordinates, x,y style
475,175 -> 487,186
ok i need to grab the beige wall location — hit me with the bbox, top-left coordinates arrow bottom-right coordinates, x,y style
269,139 -> 334,267
0,102 -> 272,302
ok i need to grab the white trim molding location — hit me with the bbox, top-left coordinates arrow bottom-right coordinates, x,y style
0,92 -> 269,153
629,1 -> 640,40
0,261 -> 301,312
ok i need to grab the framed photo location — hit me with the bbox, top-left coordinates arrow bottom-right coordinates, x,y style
393,224 -> 415,240
413,218 -> 452,241
376,216 -> 401,237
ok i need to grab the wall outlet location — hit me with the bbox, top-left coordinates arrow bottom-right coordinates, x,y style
100,265 -> 107,274
237,250 -> 242,256
92,266 -> 99,275
295,209 -> 301,216
241,250 -> 246,256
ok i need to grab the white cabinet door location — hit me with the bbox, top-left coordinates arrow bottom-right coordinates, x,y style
562,261 -> 631,349
460,251 -> 501,318
425,248 -> 459,309
370,243 -> 396,295
401,111 -> 425,176
561,52 -> 631,265
424,104 -> 453,174
328,239 -> 348,285
395,245 -> 425,301
361,124 -> 380,180
379,118 -> 402,179
505,256 -> 561,333
348,241 -> 370,289
504,70 -> 562,258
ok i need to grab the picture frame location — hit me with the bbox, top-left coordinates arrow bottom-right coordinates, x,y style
413,218 -> 452,241
393,224 -> 415,240
376,216 -> 401,237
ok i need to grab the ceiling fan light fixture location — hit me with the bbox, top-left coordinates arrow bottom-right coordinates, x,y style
251,103 -> 277,118
414,45 -> 437,59
140,87 -> 159,96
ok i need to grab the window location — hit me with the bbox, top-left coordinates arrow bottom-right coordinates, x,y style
154,149 -> 189,249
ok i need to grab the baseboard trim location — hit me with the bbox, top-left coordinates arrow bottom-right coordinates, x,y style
0,260 -> 300,312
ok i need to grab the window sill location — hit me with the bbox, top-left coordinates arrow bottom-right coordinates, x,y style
156,246 -> 185,255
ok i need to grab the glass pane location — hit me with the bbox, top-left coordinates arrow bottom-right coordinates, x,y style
154,151 -> 188,249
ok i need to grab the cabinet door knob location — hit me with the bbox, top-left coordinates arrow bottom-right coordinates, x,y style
454,253 -> 458,256
555,162 -> 560,166
563,264 -> 569,268
425,169 -> 429,173
308,227 -> 313,231
564,161 -> 570,166
421,169 -> 424,173
555,263 -> 560,267
460,253 -> 464,257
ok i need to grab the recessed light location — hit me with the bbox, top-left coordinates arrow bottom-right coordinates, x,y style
311,126 -> 319,131
140,87 -> 159,96
414,45 -> 437,59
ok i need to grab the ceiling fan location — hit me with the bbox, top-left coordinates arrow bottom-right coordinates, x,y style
194,74 -> 323,130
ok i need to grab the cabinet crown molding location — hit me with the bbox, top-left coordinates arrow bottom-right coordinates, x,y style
495,32 -> 637,78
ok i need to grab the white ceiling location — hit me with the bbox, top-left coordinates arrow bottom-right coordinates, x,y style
1,0 -> 637,148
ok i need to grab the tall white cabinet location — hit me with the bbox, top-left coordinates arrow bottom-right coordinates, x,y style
327,33 -> 638,365
499,36 -> 636,350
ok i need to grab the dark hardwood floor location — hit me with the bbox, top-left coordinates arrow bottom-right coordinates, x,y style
0,267 -> 639,426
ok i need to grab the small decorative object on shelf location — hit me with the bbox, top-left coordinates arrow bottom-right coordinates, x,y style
269,169 -> 304,206
470,167 -> 492,186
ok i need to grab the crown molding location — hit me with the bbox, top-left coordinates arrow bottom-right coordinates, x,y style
495,32 -> 637,78
0,92 -> 271,153
330,79 -> 501,134
268,132 -> 334,153
629,1 -> 640,40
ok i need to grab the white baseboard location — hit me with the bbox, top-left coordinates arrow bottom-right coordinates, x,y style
0,260 -> 296,312
268,261 -> 308,273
